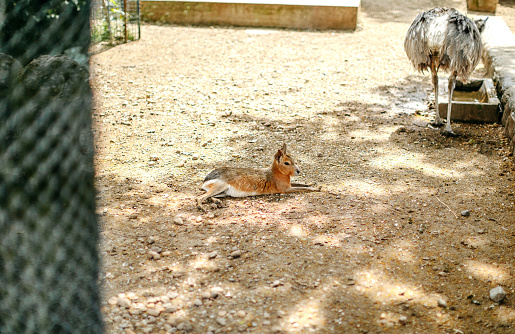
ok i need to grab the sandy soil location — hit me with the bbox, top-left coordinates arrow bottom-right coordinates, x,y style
91,0 -> 515,333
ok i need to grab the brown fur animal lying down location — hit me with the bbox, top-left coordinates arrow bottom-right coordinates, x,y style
196,144 -> 321,208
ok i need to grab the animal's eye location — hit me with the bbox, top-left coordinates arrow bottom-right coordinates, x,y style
284,162 -> 290,165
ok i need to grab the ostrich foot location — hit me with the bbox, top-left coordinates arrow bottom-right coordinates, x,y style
442,125 -> 456,137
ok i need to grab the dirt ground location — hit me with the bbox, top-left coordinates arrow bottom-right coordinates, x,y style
91,0 -> 515,333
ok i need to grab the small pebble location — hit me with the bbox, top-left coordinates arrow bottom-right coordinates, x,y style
237,310 -> 246,318
271,280 -> 282,287
117,297 -> 131,308
193,299 -> 203,306
490,286 -> 506,302
149,251 -> 160,260
147,308 -> 161,317
216,317 -> 226,326
399,315 -> 408,324
208,251 -> 218,259
201,291 -> 211,299
230,250 -> 242,258
461,210 -> 470,217
167,292 -> 179,299
437,299 -> 448,308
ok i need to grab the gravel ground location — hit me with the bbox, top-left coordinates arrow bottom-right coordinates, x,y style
92,1 -> 515,333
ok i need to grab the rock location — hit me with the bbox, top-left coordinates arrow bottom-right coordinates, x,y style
437,299 -> 448,308
201,291 -> 211,299
461,210 -> 471,217
399,315 -> 408,324
117,297 -> 131,308
490,286 -> 507,302
147,308 -> 161,317
149,251 -> 161,260
210,291 -> 220,299
229,250 -> 242,258
173,217 -> 184,225
237,310 -> 246,318
216,317 -> 227,326
167,292 -> 179,299
208,251 -> 218,259
164,304 -> 177,313
193,299 -> 203,306
108,296 -> 118,305
271,280 -> 282,287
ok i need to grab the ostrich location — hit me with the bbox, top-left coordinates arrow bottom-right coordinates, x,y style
404,8 -> 484,135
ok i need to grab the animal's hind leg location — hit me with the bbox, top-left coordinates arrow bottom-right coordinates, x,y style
196,182 -> 230,208
443,73 -> 457,136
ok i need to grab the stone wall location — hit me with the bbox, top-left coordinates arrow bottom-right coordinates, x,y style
482,16 -> 515,158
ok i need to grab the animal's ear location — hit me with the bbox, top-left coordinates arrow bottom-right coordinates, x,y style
281,143 -> 287,153
274,148 -> 283,162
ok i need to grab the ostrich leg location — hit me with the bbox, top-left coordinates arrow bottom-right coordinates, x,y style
430,63 -> 443,126
443,72 -> 457,135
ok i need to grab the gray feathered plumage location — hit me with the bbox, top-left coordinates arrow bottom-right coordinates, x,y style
404,8 -> 484,135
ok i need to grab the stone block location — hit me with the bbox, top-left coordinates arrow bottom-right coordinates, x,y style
140,0 -> 360,30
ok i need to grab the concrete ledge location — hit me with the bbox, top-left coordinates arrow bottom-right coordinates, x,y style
482,16 -> 515,157
140,0 -> 360,30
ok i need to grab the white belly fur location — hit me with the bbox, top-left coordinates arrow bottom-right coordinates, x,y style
225,186 -> 257,198
202,180 -> 256,198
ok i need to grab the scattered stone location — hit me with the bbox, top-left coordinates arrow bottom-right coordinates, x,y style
149,251 -> 160,260
237,310 -> 246,318
490,286 -> 506,302
147,308 -> 161,317
162,251 -> 171,257
216,317 -> 227,326
210,291 -> 220,299
173,217 -> 184,225
461,210 -> 471,217
437,299 -> 448,308
114,315 -> 123,323
164,304 -> 177,313
193,299 -> 203,306
108,296 -> 118,305
201,291 -> 212,299
399,315 -> 408,324
229,250 -> 242,258
208,251 -> 218,259
129,213 -> 138,219
271,280 -> 283,287
167,292 -> 179,299
117,297 -> 131,308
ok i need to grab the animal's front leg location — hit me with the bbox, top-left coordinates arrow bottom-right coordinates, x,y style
287,184 -> 322,192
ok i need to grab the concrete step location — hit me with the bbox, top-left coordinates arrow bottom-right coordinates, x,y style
140,0 -> 360,30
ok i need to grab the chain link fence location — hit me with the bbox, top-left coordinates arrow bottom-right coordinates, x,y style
0,1 -> 102,333
91,0 -> 141,45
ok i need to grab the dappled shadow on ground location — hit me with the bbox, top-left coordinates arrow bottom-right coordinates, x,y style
92,18 -> 515,333
97,81 -> 515,333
